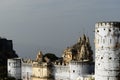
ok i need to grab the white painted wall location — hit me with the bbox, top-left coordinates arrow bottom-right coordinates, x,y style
95,22 -> 120,80
22,62 -> 32,80
7,58 -> 21,80
54,65 -> 70,80
69,61 -> 94,80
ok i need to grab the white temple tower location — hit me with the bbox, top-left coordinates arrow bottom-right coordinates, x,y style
95,22 -> 120,80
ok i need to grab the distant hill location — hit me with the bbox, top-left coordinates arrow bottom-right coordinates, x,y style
0,37 -> 18,78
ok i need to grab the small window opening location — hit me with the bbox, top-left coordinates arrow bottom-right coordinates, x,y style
102,46 -> 103,48
97,30 -> 99,32
73,70 -> 75,73
110,39 -> 112,43
109,29 -> 111,32
101,57 -> 103,59
109,57 -> 112,60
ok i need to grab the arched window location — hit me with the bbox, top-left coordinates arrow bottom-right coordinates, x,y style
110,39 -> 112,44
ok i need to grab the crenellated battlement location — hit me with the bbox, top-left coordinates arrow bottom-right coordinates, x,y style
95,21 -> 120,80
95,22 -> 120,28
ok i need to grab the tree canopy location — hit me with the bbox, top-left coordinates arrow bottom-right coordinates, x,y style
43,53 -> 59,62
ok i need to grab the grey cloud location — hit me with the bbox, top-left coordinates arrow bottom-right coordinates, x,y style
0,0 -> 120,58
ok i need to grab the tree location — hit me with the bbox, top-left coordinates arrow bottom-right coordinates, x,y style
43,53 -> 59,62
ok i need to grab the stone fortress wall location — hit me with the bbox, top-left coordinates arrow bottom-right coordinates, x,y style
95,22 -> 120,80
8,21 -> 120,80
8,34 -> 94,80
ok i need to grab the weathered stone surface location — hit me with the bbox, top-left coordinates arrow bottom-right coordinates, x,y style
95,22 -> 120,80
62,34 -> 93,63
62,47 -> 72,64
36,51 -> 43,62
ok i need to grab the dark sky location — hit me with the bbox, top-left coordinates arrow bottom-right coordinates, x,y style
0,0 -> 120,59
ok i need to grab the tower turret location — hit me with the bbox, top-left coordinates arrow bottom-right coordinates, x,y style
95,22 -> 120,80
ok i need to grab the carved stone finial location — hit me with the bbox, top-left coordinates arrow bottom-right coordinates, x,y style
78,37 -> 81,43
62,48 -> 72,63
36,51 -> 43,62
86,37 -> 90,44
82,34 -> 86,41
62,34 -> 93,62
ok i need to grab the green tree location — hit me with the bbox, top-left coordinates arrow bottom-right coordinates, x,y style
43,53 -> 59,62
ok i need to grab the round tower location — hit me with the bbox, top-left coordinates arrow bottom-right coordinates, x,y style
95,22 -> 120,80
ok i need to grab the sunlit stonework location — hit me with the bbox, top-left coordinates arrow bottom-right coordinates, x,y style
62,34 -> 93,63
7,34 -> 94,80
36,51 -> 43,62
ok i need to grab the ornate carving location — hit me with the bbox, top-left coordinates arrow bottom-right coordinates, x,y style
62,47 -> 72,64
36,51 -> 43,62
62,34 -> 93,62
